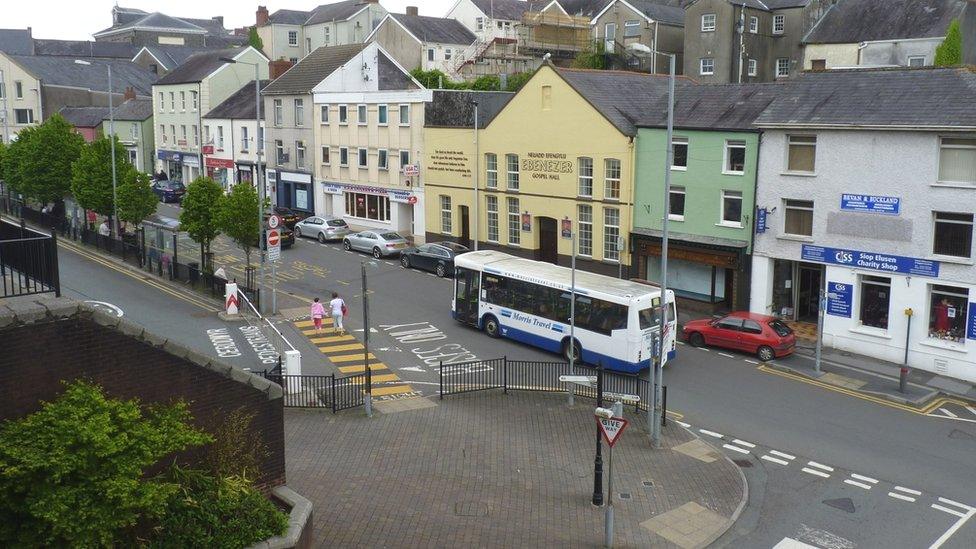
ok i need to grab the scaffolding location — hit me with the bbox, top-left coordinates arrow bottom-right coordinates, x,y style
519,10 -> 592,59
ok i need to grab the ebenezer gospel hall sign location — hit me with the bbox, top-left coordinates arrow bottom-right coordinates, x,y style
523,152 -> 573,180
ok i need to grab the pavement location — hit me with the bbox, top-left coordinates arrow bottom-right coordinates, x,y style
285,390 -> 746,548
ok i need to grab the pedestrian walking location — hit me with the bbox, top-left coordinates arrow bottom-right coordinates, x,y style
329,291 -> 347,335
310,297 -> 326,333
98,219 -> 111,237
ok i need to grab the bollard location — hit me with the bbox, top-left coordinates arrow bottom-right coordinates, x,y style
899,367 -> 909,394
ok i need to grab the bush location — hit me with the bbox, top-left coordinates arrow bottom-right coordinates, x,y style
935,19 -> 962,66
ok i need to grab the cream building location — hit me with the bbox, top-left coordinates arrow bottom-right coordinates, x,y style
255,1 -> 387,65
202,80 -> 267,192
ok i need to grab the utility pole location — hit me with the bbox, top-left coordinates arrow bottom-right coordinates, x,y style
815,275 -> 825,374
362,260 -> 373,417
592,364 -> 604,506
568,229 -> 576,406
107,64 -> 119,238
472,100 -> 479,251
0,69 -> 9,144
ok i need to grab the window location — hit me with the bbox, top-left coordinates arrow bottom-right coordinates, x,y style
357,104 -> 367,125
241,126 -> 249,151
378,149 -> 388,170
399,104 -> 410,126
358,148 -> 367,168
321,105 -> 329,123
158,92 -> 164,112
487,195 -> 499,242
776,58 -> 790,78
701,13 -> 716,32
933,212 -> 974,258
445,48 -> 452,60
748,59 -> 757,76
339,104 -> 348,124
289,57 -> 298,64
306,37 -> 311,54
428,49 -> 435,61
908,56 -> 926,67
169,92 -> 175,111
339,147 -> 349,166
170,125 -> 175,143
773,14 -> 785,34
700,58 -> 714,75
716,317 -> 744,331
441,195 -> 452,233
476,17 -> 484,31
275,140 -> 285,164
724,140 -> 746,174
721,190 -> 743,226
671,137 -> 688,169
273,99 -> 283,125
784,199 -> 814,236
288,31 -> 298,46
859,276 -> 891,330
506,154 -> 519,190
321,146 -> 330,165
345,192 -> 391,221
624,20 -> 641,37
578,157 -> 593,197
216,125 -> 224,148
180,91 -> 186,111
378,104 -> 388,125
296,141 -> 306,168
811,59 -> 826,71
159,124 -> 166,144
578,205 -> 592,256
324,27 -> 330,46
938,137 -> 976,184
669,186 -> 686,220
192,125 -> 198,146
741,320 -> 763,335
604,208 -> 620,261
294,98 -> 304,126
787,135 -> 816,172
204,125 -> 210,145
191,91 -> 198,110
127,149 -> 138,165
486,153 -> 498,188
928,284 -> 969,342
604,159 -> 621,199
507,198 -> 521,245
0,81 -> 4,100
15,81 -> 23,99
399,150 -> 410,169
749,16 -> 758,33
181,125 -> 187,143
14,109 -> 33,124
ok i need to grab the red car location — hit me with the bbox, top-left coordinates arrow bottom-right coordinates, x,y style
682,312 -> 795,362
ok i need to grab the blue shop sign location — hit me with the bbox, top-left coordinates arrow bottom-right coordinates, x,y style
801,244 -> 940,278
968,303 -> 976,341
840,194 -> 900,215
157,150 -> 181,162
826,281 -> 852,318
755,207 -> 767,234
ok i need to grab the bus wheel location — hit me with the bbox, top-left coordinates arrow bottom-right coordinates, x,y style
563,339 -> 582,363
484,316 -> 501,338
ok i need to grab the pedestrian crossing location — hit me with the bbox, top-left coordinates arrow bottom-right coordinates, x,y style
294,318 -> 417,400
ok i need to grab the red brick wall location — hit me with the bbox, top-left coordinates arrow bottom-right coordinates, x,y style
0,317 -> 285,488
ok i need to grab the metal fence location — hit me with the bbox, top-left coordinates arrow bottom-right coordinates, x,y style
0,219 -> 60,298
260,370 -> 367,413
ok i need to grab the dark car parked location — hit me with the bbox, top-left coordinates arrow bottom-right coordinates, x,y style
273,207 -> 306,229
152,180 -> 185,203
262,218 -> 295,249
400,241 -> 469,277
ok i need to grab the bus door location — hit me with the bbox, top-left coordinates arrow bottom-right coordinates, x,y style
455,267 -> 480,326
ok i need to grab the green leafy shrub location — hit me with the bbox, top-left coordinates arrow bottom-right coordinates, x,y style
935,19 -> 962,66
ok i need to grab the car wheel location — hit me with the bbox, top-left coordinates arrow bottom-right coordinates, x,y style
342,239 -> 352,251
294,226 -> 302,238
484,315 -> 500,338
318,232 -> 327,244
435,263 -> 446,277
372,247 -> 382,259
400,255 -> 411,269
563,339 -> 582,363
689,332 -> 705,347
757,346 -> 775,362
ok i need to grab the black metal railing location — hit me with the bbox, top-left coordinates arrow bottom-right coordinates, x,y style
259,369 -> 370,413
0,219 -> 60,298
332,373 -> 366,412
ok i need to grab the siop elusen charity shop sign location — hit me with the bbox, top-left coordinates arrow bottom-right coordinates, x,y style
801,245 -> 940,278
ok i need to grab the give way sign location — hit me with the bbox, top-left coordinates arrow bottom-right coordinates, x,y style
597,416 -> 629,447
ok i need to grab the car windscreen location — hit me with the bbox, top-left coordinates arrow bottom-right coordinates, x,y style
768,320 -> 793,337
327,219 -> 347,227
380,232 -> 402,240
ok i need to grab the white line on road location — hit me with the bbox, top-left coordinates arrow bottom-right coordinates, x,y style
807,461 -> 834,472
732,438 -> 756,448
966,406 -> 976,417
723,444 -> 750,455
676,420 -> 691,428
769,450 -> 796,460
699,347 -> 710,352
761,455 -> 790,466
801,467 -> 831,479
938,497 -> 976,513
929,508 -> 976,549
699,429 -> 724,438
426,273 -> 438,277
744,359 -> 759,364
843,479 -> 873,490
717,352 -> 735,358
931,504 -> 967,519
894,486 -> 922,496
939,407 -> 958,418
676,341 -> 686,346
344,250 -> 353,254
888,492 -> 917,503
850,474 -> 878,484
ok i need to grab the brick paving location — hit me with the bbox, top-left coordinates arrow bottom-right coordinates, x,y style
285,391 -> 745,548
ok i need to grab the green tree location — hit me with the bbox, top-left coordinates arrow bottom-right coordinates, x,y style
505,71 -> 536,92
470,74 -> 501,91
0,140 -> 7,182
572,41 -> 606,70
180,177 -> 225,269
935,19 -> 962,66
248,26 -> 264,51
217,182 -> 260,267
0,380 -> 211,547
3,114 -> 84,203
116,169 -> 158,228
410,67 -> 470,89
70,135 -> 133,222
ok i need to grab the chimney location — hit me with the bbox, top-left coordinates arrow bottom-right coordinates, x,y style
123,86 -> 136,101
270,58 -> 294,80
406,6 -> 419,16
256,6 -> 270,26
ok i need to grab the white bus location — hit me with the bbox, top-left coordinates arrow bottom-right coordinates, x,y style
453,251 -> 676,373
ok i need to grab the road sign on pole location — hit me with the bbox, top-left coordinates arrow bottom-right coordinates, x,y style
267,229 -> 281,262
597,416 -> 629,447
559,375 -> 597,386
267,214 -> 281,229
603,391 -> 640,403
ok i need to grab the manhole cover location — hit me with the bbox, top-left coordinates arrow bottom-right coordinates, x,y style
733,459 -> 753,468
823,498 -> 856,513
454,502 -> 489,517
619,493 -> 632,500
642,480 -> 654,487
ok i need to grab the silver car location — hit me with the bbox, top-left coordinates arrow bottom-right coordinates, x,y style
294,216 -> 351,243
343,230 -> 409,258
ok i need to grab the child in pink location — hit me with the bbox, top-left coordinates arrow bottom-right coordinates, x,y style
310,298 -> 326,332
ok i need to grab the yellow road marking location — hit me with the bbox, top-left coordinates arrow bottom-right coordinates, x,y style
330,353 -> 377,363
319,343 -> 365,353
370,385 -> 415,396
309,335 -> 354,344
368,373 -> 400,383
294,320 -> 316,328
338,363 -> 389,374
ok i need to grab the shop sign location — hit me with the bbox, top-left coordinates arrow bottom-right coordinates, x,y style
840,194 -> 900,215
801,244 -> 940,278
561,218 -> 572,239
968,303 -> 976,341
157,150 -> 181,162
388,190 -> 415,204
826,282 -> 852,318
322,182 -> 344,195
523,152 -> 573,181
521,213 -> 531,232
183,155 -> 200,168
755,207 -> 767,234
403,164 -> 420,177
205,157 -> 234,169
202,145 -> 214,154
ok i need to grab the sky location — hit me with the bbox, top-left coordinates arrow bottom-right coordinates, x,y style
5,0 -> 460,41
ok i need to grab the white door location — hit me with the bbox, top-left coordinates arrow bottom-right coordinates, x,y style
605,23 -> 616,52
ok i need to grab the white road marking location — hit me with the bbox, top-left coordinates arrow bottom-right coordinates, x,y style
722,444 -> 750,455
888,492 -> 917,503
761,455 -> 790,466
744,359 -> 759,364
931,504 -> 967,519
772,537 -> 820,549
806,461 -> 834,472
929,508 -> 976,549
795,524 -> 855,549
676,341 -> 686,346
718,352 -> 735,358
426,272 -> 438,277
938,497 -> 976,513
939,407 -> 958,418
966,406 -> 976,417
850,474 -> 878,484
344,250 -> 353,254
732,438 -> 756,448
801,467 -> 831,478
699,347 -> 710,352
769,450 -> 796,460
676,420 -> 691,428
894,486 -> 922,496
699,429 -> 723,438
843,479 -> 873,490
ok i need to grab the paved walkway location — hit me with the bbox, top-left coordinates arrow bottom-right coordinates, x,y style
285,391 -> 745,548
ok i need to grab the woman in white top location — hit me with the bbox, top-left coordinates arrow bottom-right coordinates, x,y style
329,291 -> 346,334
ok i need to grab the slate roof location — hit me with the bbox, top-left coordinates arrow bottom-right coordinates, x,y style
638,82 -> 784,130
557,67 -> 695,136
58,106 -> 110,128
0,29 -> 34,55
378,53 -> 418,90
763,0 -> 812,9
803,0 -> 965,44
262,44 -> 366,94
390,14 -> 477,45
9,55 -> 158,95
94,12 -> 209,37
754,67 -> 976,128
153,48 -> 247,85
627,0 -> 687,25
471,0 -> 544,20
268,9 -> 312,25
138,45 -> 220,70
33,40 -> 138,59
305,1 -> 373,25
558,0 -> 614,18
424,90 -> 515,128
110,98 -> 154,121
204,80 -> 269,120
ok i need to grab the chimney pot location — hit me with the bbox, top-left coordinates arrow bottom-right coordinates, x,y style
123,86 -> 136,101
256,6 -> 270,26
406,6 -> 419,16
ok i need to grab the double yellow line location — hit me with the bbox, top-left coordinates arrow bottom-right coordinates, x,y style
59,239 -> 215,311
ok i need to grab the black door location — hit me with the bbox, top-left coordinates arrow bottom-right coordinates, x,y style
538,217 -> 558,264
459,206 -> 471,248
278,182 -> 293,209
454,267 -> 480,325
797,265 -> 822,321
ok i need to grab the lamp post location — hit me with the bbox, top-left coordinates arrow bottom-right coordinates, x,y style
0,69 -> 9,144
75,60 -> 118,237
470,100 -> 479,251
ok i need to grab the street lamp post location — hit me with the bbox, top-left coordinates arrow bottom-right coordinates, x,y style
0,69 -> 9,144
471,100 -> 479,251
75,60 -> 118,237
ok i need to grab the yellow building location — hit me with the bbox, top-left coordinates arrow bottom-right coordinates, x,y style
423,64 -> 674,276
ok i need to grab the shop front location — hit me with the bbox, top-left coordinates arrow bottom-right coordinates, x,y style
182,154 -> 201,184
271,169 -> 314,215
321,182 -> 422,239
157,150 -> 183,182
205,156 -> 234,190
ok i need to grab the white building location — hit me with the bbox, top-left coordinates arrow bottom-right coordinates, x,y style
201,80 -> 267,193
254,1 -> 388,64
366,8 -> 477,78
750,67 -> 976,382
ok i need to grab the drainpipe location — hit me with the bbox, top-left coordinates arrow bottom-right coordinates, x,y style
652,22 -> 659,73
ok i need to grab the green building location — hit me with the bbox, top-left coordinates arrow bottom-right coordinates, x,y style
631,84 -> 779,313
102,98 -> 155,175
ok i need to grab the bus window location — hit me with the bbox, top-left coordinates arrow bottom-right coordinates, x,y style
638,307 -> 660,330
